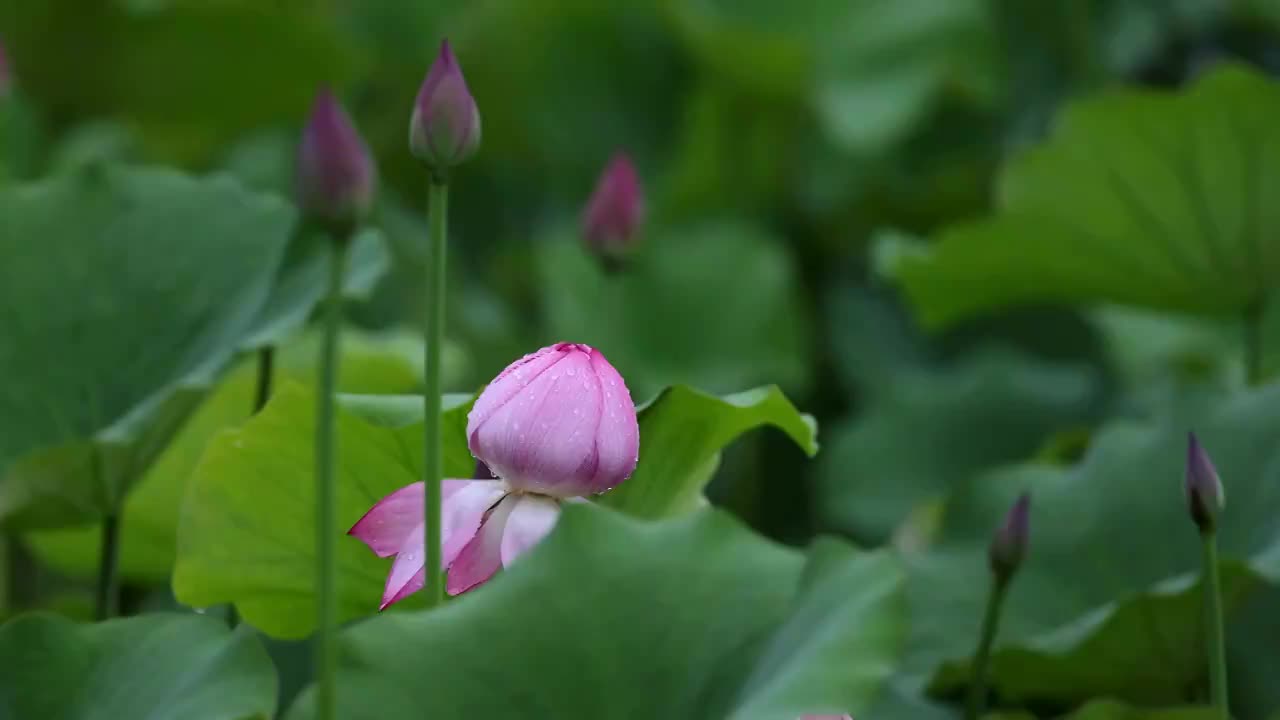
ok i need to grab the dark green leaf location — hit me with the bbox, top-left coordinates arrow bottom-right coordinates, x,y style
25,332 -> 421,583
0,612 -> 276,719
0,166 -> 293,529
285,506 -> 905,720
884,64 -> 1280,328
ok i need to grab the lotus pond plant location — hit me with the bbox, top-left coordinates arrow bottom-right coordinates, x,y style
3,6 -> 1280,720
351,342 -> 639,604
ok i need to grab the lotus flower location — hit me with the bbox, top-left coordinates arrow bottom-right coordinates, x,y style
581,151 -> 643,270
409,39 -> 481,174
350,343 -> 639,608
296,88 -> 376,238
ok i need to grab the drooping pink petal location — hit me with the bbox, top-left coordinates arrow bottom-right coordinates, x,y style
446,493 -> 519,595
370,480 -> 506,611
498,494 -> 561,566
379,524 -> 425,610
441,480 -> 508,566
348,480 -> 468,557
586,348 -> 640,492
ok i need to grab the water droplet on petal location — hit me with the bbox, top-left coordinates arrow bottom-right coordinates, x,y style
567,367 -> 576,377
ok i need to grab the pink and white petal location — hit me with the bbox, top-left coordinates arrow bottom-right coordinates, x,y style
349,480 -> 470,557
379,524 -> 425,610
465,345 -> 571,440
446,494 -> 518,595
476,350 -> 603,496
499,495 -> 561,567
441,480 -> 508,566
380,567 -> 424,610
586,349 -> 640,493
348,482 -> 424,557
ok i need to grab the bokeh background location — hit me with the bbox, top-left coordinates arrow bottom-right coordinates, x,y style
3,0 -> 1277,544
5,0 -> 1280,712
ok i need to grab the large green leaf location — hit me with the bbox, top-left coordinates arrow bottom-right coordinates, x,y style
665,0 -> 993,154
0,611 -> 276,719
883,64 -> 1280,329
538,220 -> 811,400
889,383 -> 1280,711
24,331 -> 422,584
0,2 -> 352,163
171,382 -> 475,638
174,376 -> 815,638
0,166 -> 294,530
601,384 -> 817,518
284,506 -> 905,720
816,347 -> 1100,543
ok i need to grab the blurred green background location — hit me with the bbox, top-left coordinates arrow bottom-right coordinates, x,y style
2,0 -> 1278,544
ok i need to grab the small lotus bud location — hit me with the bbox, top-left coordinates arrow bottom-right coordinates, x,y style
1186,432 -> 1225,533
988,492 -> 1030,583
581,152 -> 644,272
409,40 -> 481,178
465,342 -> 640,498
296,89 -> 376,240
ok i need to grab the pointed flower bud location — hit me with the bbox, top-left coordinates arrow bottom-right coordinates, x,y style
989,492 -> 1030,583
466,342 -> 640,498
1186,432 -> 1225,533
296,89 -> 376,240
581,152 -> 644,271
409,40 -> 481,177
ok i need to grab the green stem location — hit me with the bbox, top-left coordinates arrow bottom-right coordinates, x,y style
1244,303 -> 1264,386
423,182 -> 448,608
253,346 -> 275,414
965,578 -> 1009,720
1203,532 -> 1229,715
314,240 -> 348,720
95,512 -> 120,620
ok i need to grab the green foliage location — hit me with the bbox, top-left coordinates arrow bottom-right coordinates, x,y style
285,506 -> 904,720
24,331 -> 422,583
884,64 -> 1280,328
539,220 -> 812,399
0,166 -> 294,530
816,347 -> 1101,542
893,383 -> 1280,711
0,612 -> 277,719
174,378 -> 815,639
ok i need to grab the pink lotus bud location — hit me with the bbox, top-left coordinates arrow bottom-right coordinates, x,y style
581,152 -> 644,271
988,492 -> 1030,583
466,342 -> 640,498
296,88 -> 376,239
409,39 -> 481,177
1186,432 -> 1224,533
351,342 -> 641,606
